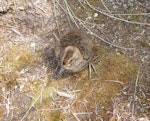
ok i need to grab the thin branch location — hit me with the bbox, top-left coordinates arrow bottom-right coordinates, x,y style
71,111 -> 81,121
112,13 -> 150,16
100,0 -> 112,14
52,0 -> 61,35
78,0 -> 86,8
63,0 -> 79,28
85,0 -> 150,26
54,0 -> 135,50
20,86 -> 44,121
79,20 -> 134,50
131,67 -> 140,120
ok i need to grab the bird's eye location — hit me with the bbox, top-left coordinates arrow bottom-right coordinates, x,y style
70,59 -> 73,62
66,59 -> 74,67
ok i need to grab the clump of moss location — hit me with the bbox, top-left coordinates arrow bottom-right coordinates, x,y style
88,0 -> 99,4
1,48 -> 38,90
0,73 -> 18,90
29,50 -> 138,120
31,81 -> 56,107
48,111 -> 66,121
0,75 -> 4,83
11,51 -> 37,72
138,41 -> 150,47
71,52 -> 138,118
100,53 -> 138,82
0,108 -> 4,120
30,84 -> 66,121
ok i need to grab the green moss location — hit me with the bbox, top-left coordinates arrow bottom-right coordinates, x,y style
73,52 -> 138,112
0,51 -> 38,90
0,108 -> 4,119
0,73 -> 18,90
31,85 -> 66,121
138,41 -> 150,47
32,85 -> 54,108
29,49 -> 138,120
11,52 -> 37,71
129,13 -> 144,24
88,0 -> 99,4
48,111 -> 66,121
0,75 -> 4,83
100,53 -> 138,82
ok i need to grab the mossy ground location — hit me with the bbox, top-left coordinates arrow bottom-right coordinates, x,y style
29,47 -> 138,120
0,0 -> 149,121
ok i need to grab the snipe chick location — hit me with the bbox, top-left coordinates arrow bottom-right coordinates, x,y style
54,29 -> 94,79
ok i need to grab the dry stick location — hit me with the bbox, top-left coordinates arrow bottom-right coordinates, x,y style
102,80 -> 124,85
63,0 -> 79,28
100,0 -> 112,14
55,0 -> 102,28
131,67 -> 140,120
0,46 -> 3,53
41,98 -> 77,111
20,86 -> 44,121
55,0 -> 72,27
56,1 -> 102,28
79,0 -> 108,13
55,0 -> 134,50
41,106 -> 71,111
78,0 -> 86,8
112,13 -> 150,16
85,0 -> 150,26
71,111 -> 81,121
53,32 -> 60,41
6,94 -> 11,117
62,0 -> 73,28
88,62 -> 98,80
80,0 -> 150,16
91,63 -> 98,76
36,6 -> 47,13
79,20 -> 133,50
75,112 -> 93,115
52,0 -> 61,35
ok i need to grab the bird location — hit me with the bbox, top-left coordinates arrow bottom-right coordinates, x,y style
53,29 -> 95,79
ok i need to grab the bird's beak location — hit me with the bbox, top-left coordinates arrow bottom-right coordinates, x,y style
53,66 -> 65,80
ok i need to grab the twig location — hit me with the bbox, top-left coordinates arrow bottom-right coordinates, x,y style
85,0 -> 150,26
54,1 -> 102,28
78,0 -> 86,8
131,67 -> 140,120
102,80 -> 124,85
41,98 -> 76,111
100,0 -> 112,14
90,78 -> 124,85
59,5 -> 134,50
36,6 -> 47,14
0,46 -> 4,53
79,21 -> 134,50
52,0 -> 61,35
63,0 -> 79,28
41,106 -> 70,111
112,13 -> 150,16
54,0 -> 137,50
75,112 -> 93,115
71,111 -> 81,121
20,86 -> 44,121
79,0 -> 108,13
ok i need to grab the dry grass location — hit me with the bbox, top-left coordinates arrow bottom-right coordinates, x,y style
0,0 -> 150,121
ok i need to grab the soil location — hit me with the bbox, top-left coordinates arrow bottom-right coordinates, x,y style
0,0 -> 149,121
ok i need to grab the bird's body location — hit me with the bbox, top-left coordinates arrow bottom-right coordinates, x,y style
54,29 -> 93,78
